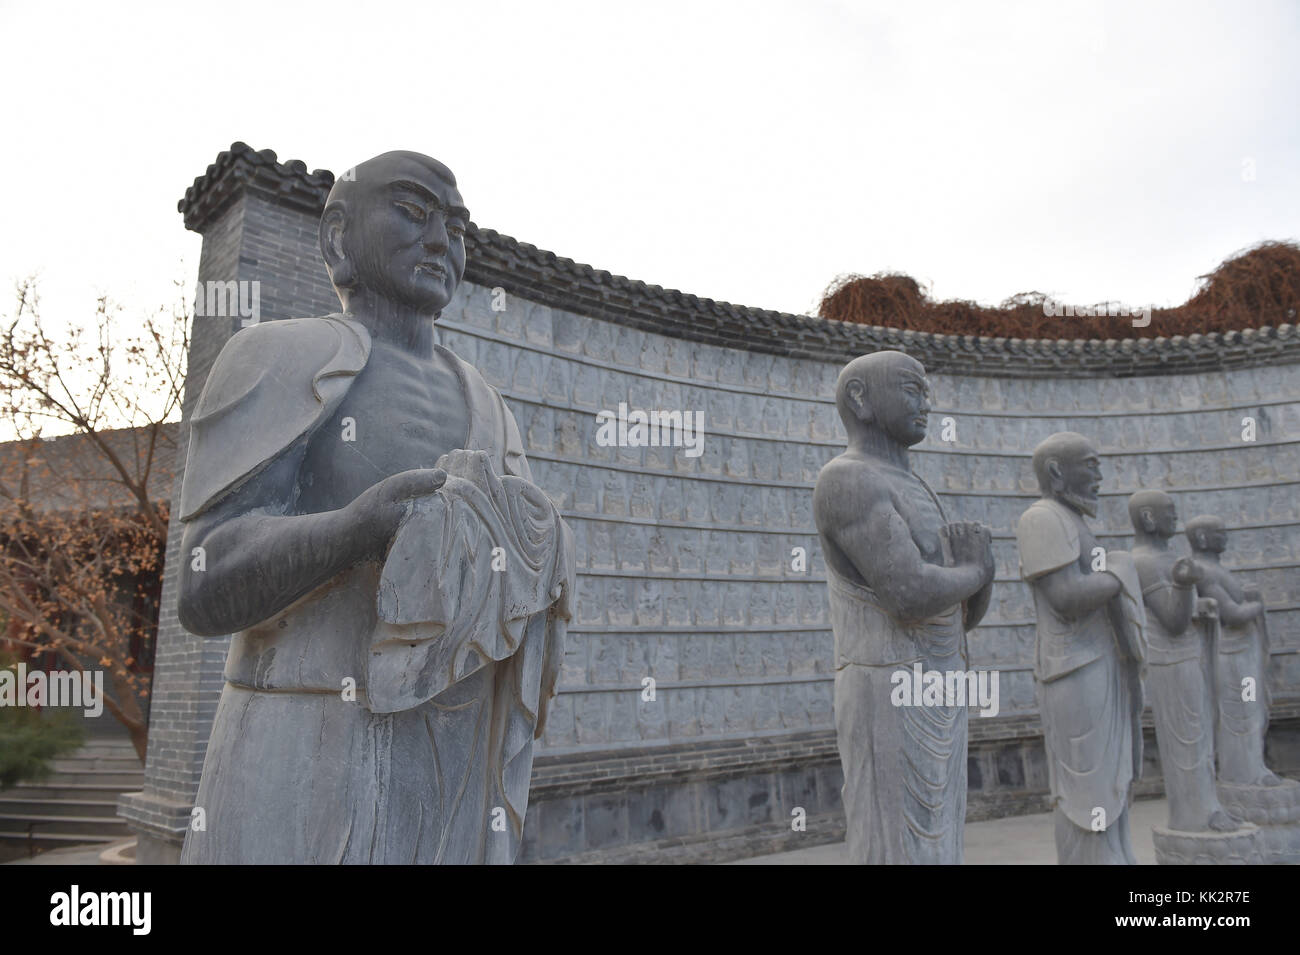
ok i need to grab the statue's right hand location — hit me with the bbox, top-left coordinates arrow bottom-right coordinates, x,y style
349,468 -> 448,552
943,521 -> 994,577
1172,556 -> 1203,587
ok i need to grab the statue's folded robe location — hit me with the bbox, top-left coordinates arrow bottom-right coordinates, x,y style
366,450 -> 574,845
828,563 -> 968,865
1216,606 -> 1273,783
176,314 -> 573,863
1143,587 -> 1217,810
1018,498 -> 1147,831
372,448 -> 573,719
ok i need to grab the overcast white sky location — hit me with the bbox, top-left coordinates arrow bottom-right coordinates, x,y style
1,0 -> 1297,330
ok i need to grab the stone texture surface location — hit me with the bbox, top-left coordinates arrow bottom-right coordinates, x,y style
1217,779 -> 1300,862
1152,823 -> 1261,865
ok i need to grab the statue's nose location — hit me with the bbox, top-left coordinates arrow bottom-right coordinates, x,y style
423,219 -> 449,253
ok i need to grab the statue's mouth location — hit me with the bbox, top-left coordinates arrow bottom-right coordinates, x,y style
1061,488 -> 1099,517
416,261 -> 446,277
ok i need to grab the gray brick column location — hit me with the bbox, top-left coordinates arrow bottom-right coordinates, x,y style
118,144 -> 337,863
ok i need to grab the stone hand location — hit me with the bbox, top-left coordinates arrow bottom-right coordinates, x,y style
943,521 -> 994,580
1196,596 -> 1218,616
1171,556 -> 1202,588
349,467 -> 448,555
436,448 -> 498,482
1241,586 -> 1266,619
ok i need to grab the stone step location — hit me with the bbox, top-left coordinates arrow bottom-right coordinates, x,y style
0,742 -> 144,855
0,813 -> 132,838
0,831 -> 120,852
0,796 -> 120,818
25,770 -> 143,787
49,755 -> 144,772
5,782 -> 134,802
72,738 -> 137,750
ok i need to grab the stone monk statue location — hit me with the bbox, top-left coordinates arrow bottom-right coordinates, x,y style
176,151 -> 574,864
1186,514 -> 1300,861
1015,433 -> 1146,865
814,350 -> 994,865
1185,515 -> 1283,788
1128,491 -> 1239,834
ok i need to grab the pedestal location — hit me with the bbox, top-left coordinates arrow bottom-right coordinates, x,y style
1218,779 -> 1300,864
1152,823 -> 1262,865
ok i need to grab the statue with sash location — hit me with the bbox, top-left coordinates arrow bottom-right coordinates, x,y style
177,151 -> 574,864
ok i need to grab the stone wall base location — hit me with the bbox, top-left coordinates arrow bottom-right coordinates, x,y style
118,790 -> 189,865
118,712 -> 1300,864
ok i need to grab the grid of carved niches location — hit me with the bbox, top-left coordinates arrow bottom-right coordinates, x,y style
540,668 -> 838,750
932,361 -> 1300,413
537,628 -> 1044,752
437,286 -> 1300,750
441,296 -> 1300,495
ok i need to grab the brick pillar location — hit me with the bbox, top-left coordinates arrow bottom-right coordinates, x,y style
118,144 -> 337,862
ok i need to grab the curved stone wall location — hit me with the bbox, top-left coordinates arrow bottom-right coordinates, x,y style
438,280 -> 1300,756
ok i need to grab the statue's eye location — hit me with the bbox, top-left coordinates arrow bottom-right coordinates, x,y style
448,223 -> 466,239
395,200 -> 426,221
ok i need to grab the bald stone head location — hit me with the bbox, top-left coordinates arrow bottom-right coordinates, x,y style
1032,431 -> 1103,518
835,350 -> 931,448
1186,514 -> 1228,555
320,151 -> 469,316
1128,489 -> 1178,540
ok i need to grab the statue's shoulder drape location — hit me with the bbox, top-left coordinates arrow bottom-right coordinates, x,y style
180,315 -> 369,522
1016,497 -> 1080,580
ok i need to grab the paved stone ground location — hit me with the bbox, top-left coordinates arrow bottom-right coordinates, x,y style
7,800 -> 1171,865
731,797 -> 1169,864
4,839 -> 131,866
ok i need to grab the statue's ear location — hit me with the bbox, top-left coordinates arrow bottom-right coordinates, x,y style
1140,507 -> 1155,532
1046,457 -> 1064,491
845,379 -> 871,423
320,205 -> 353,287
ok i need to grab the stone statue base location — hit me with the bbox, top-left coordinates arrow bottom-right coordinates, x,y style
1152,823 -> 1262,865
1218,779 -> 1300,863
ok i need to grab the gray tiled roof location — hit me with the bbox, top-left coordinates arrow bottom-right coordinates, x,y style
179,143 -> 1300,378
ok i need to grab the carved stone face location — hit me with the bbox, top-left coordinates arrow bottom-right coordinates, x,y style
1139,496 -> 1179,538
1190,522 -> 1228,554
863,357 -> 930,447
335,153 -> 469,315
1057,442 -> 1103,518
1152,498 -> 1178,538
